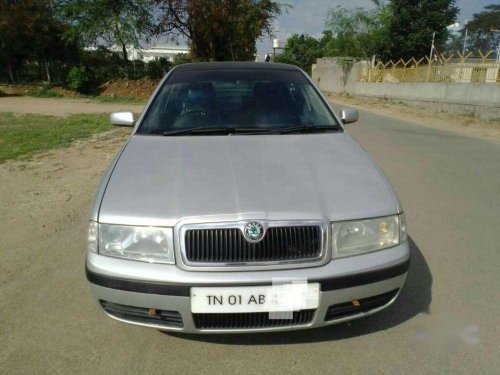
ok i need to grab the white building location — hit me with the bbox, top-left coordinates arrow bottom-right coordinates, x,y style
134,45 -> 190,62
89,44 -> 190,62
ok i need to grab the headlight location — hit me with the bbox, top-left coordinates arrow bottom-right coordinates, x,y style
89,223 -> 175,264
332,214 -> 406,258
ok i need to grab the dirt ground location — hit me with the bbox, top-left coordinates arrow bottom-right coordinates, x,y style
0,96 -> 144,116
1,78 -> 159,100
0,129 -> 132,373
99,78 -> 161,99
0,129 -> 129,282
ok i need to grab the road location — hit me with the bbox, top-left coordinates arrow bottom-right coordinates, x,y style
1,99 -> 499,374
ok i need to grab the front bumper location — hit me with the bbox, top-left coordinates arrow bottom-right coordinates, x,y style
86,241 -> 410,333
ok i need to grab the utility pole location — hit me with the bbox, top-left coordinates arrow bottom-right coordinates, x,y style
427,32 -> 436,81
462,29 -> 468,56
429,32 -> 436,61
492,29 -> 500,62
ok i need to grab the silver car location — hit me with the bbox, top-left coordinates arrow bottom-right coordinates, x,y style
86,62 -> 409,333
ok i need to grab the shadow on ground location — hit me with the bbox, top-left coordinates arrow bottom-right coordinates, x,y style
167,236 -> 432,345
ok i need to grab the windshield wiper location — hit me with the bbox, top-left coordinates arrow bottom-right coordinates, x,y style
163,127 -> 227,136
266,124 -> 341,134
162,127 -> 269,136
161,124 -> 341,136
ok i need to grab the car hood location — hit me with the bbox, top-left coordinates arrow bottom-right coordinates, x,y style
98,133 -> 400,226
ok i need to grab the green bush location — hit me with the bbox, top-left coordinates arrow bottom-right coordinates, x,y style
147,58 -> 171,79
67,66 -> 93,94
80,47 -> 126,84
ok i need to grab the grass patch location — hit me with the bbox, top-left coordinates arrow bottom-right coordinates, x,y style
25,87 -> 64,98
86,95 -> 146,105
27,91 -> 145,105
0,113 -> 112,163
394,100 -> 409,107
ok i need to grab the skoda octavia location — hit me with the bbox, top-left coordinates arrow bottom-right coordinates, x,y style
86,62 -> 409,333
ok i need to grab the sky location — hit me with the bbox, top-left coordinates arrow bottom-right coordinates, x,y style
255,0 -> 496,60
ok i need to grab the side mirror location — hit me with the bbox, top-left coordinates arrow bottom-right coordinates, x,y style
341,108 -> 359,124
110,111 -> 135,127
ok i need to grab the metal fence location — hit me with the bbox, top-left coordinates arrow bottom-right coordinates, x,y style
361,51 -> 500,83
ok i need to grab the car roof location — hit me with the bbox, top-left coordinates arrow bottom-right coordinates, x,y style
172,62 -> 301,72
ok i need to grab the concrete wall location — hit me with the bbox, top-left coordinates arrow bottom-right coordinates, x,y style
312,58 -> 362,94
312,58 -> 500,119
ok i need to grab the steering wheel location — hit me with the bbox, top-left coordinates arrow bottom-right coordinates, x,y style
174,108 -> 222,127
176,109 -> 211,119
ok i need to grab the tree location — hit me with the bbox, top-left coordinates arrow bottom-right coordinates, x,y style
34,4 -> 80,83
323,4 -> 391,59
60,0 -> 153,68
387,0 -> 459,60
463,4 -> 500,54
151,0 -> 283,61
467,4 -> 500,32
274,34 -> 323,74
443,31 -> 464,54
0,0 -> 76,83
0,0 -> 37,82
0,0 -> 49,83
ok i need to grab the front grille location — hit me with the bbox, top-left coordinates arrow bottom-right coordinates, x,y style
100,301 -> 183,327
324,289 -> 399,321
193,310 -> 316,329
184,226 -> 321,264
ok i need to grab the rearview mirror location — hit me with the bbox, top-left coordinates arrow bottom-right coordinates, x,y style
341,108 -> 359,124
110,111 -> 135,127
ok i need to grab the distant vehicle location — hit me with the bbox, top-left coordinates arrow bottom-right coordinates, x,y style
86,62 -> 409,333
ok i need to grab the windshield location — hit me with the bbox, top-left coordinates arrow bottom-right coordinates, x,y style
137,69 -> 342,135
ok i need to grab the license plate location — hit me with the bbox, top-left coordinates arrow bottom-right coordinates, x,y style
190,283 -> 320,313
